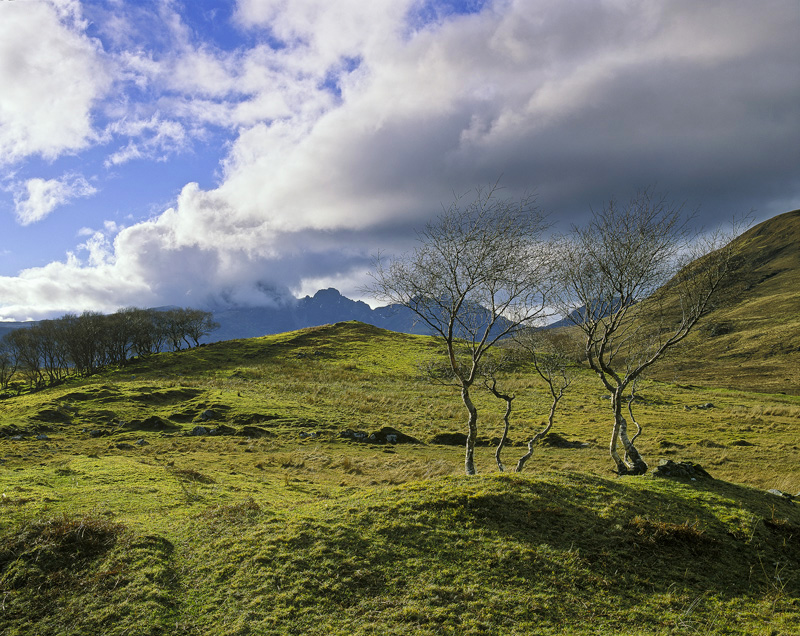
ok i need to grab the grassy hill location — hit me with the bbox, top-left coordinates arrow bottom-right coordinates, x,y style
651,209 -> 800,395
1,318 -> 799,635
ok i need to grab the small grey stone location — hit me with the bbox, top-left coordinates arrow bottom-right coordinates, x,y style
767,489 -> 794,500
135,439 -> 149,446
36,434 -> 50,441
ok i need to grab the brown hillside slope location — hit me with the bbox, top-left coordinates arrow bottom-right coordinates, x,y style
652,209 -> 800,394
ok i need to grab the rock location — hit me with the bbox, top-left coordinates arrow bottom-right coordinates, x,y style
36,434 -> 50,441
89,429 -> 105,438
135,439 -> 149,446
696,403 -> 715,410
123,416 -> 180,432
190,426 -> 211,436
199,410 -> 216,421
653,460 -> 712,480
116,442 -> 135,450
10,435 -> 24,441
299,431 -> 318,439
767,489 -> 795,501
340,429 -> 369,441
368,426 -> 422,445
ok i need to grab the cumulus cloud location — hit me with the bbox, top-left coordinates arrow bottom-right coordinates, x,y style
104,116 -> 189,166
0,0 -> 798,320
0,1 -> 110,163
12,174 -> 98,226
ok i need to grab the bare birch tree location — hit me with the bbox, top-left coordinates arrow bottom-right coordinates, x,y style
510,329 -> 578,473
367,186 -> 553,475
556,188 -> 740,475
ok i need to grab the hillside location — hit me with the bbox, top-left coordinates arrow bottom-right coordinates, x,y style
1,321 -> 799,634
645,209 -> 800,395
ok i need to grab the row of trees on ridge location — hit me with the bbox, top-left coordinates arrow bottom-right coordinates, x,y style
0,307 -> 219,391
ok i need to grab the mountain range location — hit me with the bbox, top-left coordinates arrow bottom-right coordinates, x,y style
207,289 -> 432,342
0,289 -> 431,342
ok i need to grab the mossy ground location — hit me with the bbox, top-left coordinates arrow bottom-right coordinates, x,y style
1,322 -> 799,635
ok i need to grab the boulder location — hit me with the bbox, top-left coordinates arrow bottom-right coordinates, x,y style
767,489 -> 795,501
123,416 -> 180,432
340,429 -> 369,441
653,460 -> 712,480
367,426 -> 422,445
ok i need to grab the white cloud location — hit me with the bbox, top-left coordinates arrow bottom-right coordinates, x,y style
0,0 -> 798,320
104,116 -> 189,166
12,174 -> 98,226
0,0 -> 110,163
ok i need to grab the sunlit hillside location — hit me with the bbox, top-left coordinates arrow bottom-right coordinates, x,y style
652,209 -> 800,395
1,314 -> 798,635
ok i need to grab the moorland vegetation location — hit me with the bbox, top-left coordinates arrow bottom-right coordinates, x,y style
0,201 -> 798,635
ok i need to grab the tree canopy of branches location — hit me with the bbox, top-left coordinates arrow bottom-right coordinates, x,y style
556,188 -> 738,475
367,186 -> 553,475
0,307 -> 219,393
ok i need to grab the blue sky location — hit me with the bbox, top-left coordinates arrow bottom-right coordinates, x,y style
1,0 -> 798,320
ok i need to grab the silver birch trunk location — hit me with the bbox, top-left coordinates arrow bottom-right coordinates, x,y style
494,394 -> 512,472
462,385 -> 478,475
610,391 -> 648,475
515,394 -> 559,473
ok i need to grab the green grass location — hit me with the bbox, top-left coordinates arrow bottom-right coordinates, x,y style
652,209 -> 800,395
1,321 -> 799,635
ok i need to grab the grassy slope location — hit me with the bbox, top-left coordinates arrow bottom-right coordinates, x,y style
2,204 -> 800,636
1,321 -> 798,635
652,209 -> 800,395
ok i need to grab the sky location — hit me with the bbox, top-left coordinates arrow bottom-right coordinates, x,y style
1,0 -> 798,321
